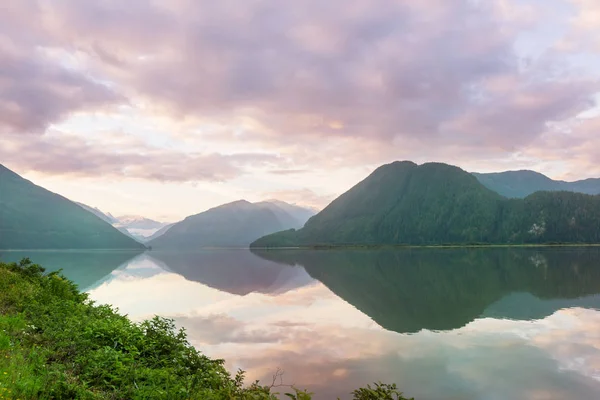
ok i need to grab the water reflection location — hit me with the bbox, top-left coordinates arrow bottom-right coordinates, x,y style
148,250 -> 314,295
64,248 -> 600,399
0,250 -> 141,290
253,247 -> 600,333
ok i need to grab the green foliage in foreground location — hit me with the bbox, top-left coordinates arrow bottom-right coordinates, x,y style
0,259 -> 412,400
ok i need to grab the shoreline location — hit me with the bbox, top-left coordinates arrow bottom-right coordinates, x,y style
251,243 -> 600,250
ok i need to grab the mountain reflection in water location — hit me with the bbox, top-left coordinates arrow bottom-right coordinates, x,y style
253,247 -> 600,333
16,247 -> 600,400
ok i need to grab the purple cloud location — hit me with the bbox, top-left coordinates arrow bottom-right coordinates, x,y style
0,0 -> 598,180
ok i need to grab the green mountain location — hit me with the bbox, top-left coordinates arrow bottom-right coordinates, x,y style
473,170 -> 600,198
251,161 -> 600,247
252,247 -> 600,333
148,200 -> 314,249
0,165 -> 145,250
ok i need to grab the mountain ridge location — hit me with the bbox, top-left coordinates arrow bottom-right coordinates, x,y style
473,170 -> 600,198
148,199 -> 315,249
251,161 -> 600,247
0,165 -> 145,250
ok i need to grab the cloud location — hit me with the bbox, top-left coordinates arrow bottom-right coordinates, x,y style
1,0 -> 599,196
559,0 -> 600,52
0,6 -> 123,134
175,313 -> 284,345
8,1 -> 596,150
211,312 -> 600,400
268,170 -> 309,176
0,131 -> 280,182
521,115 -> 600,179
262,189 -> 335,210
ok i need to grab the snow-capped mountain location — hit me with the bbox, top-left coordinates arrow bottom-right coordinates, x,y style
75,203 -> 170,242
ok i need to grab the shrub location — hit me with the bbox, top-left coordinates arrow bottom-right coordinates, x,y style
0,259 -> 412,399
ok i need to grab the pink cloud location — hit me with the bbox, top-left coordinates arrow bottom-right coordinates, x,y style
0,0 -> 599,185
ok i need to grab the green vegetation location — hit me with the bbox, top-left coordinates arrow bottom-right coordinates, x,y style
0,259 -> 411,399
0,251 -> 141,291
473,170 -> 600,198
148,200 -> 314,249
251,162 -> 600,248
0,165 -> 144,250
253,247 -> 600,333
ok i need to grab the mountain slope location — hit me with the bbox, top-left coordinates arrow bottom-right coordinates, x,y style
0,165 -> 145,250
473,170 -> 600,198
252,161 -> 600,247
254,201 -> 316,229
257,200 -> 317,227
114,216 -> 165,230
145,223 -> 175,242
76,202 -> 118,224
148,200 -> 315,249
147,200 -> 286,249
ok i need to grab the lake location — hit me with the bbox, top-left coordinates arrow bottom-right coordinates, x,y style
1,247 -> 600,399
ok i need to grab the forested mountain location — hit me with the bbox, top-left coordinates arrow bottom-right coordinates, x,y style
473,170 -> 600,198
251,161 -> 600,247
0,165 -> 145,250
148,200 -> 314,249
252,248 -> 600,333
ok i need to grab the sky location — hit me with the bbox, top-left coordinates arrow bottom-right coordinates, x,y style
1,0 -> 600,222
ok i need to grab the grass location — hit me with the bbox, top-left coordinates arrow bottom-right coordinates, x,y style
0,258 -> 413,400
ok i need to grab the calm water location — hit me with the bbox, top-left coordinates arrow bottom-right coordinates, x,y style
2,248 -> 600,399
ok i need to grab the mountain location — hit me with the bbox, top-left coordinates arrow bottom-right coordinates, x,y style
147,200 -> 281,249
76,202 -> 118,224
113,215 -> 170,241
251,161 -> 600,247
75,204 -> 170,241
0,165 -> 145,250
145,223 -> 175,242
256,200 -> 317,227
473,170 -> 600,198
114,215 -> 167,230
254,200 -> 316,229
252,247 -> 600,333
148,200 -> 315,249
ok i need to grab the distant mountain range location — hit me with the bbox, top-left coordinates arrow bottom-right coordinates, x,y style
4,161 -> 600,250
75,202 -> 118,224
0,165 -> 145,250
148,200 -> 316,249
252,161 -> 600,247
75,203 -> 171,242
473,170 -> 600,198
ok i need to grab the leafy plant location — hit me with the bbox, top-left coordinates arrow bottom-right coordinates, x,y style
0,259 -> 411,399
